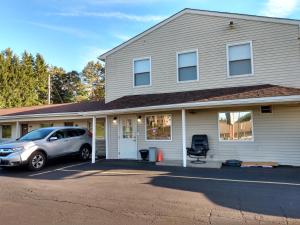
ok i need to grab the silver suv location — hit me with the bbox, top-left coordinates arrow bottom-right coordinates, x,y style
0,127 -> 92,171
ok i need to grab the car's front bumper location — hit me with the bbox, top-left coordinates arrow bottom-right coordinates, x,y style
0,152 -> 24,167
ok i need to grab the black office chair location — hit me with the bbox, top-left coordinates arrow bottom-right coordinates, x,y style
187,135 -> 209,163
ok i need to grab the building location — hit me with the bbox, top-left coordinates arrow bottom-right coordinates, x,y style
1,9 -> 300,166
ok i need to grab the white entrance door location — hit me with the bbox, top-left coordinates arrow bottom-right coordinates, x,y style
119,116 -> 137,159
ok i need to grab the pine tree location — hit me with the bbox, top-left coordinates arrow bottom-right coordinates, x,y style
82,60 -> 105,101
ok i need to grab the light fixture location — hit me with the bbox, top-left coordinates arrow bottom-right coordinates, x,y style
113,117 -> 117,123
137,115 -> 142,123
229,21 -> 235,29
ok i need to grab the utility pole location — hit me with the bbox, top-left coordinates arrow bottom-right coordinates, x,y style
48,74 -> 51,104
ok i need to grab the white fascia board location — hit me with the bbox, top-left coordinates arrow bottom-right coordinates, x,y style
99,9 -> 300,60
83,95 -> 300,116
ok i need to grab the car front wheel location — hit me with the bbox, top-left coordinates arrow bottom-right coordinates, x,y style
28,151 -> 46,171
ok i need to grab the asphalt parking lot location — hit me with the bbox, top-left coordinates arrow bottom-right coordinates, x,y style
0,158 -> 300,225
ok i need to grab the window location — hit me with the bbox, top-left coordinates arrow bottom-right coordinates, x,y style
2,125 -> 12,139
227,42 -> 253,77
133,58 -> 151,86
96,120 -> 105,139
122,119 -> 133,139
51,130 -> 65,140
64,122 -> 74,126
177,50 -> 198,82
146,115 -> 172,140
40,123 -> 53,128
218,111 -> 253,141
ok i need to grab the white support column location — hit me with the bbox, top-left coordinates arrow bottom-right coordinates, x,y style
182,109 -> 187,167
15,121 -> 20,139
105,115 -> 109,159
92,116 -> 96,163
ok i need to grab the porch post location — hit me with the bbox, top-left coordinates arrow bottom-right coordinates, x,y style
105,115 -> 109,159
15,121 -> 20,139
182,109 -> 187,167
92,116 -> 96,163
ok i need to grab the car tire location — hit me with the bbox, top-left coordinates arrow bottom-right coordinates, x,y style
28,151 -> 46,171
79,145 -> 91,161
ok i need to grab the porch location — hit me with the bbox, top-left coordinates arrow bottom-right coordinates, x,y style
106,103 -> 300,167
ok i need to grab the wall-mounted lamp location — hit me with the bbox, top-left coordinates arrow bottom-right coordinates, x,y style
229,21 -> 235,29
137,115 -> 142,123
113,117 -> 118,124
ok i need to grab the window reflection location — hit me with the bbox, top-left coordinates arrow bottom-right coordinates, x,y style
219,111 -> 253,141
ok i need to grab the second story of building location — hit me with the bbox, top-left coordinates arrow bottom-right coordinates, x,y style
100,9 -> 300,103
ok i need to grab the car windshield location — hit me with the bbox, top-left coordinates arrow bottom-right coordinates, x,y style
19,128 -> 55,141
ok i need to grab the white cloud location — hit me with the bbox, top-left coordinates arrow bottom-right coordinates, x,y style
52,11 -> 167,22
260,0 -> 300,17
113,33 -> 132,41
78,47 -> 108,70
29,22 -> 92,38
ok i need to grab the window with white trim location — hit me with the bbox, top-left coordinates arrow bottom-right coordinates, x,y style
2,125 -> 12,139
227,42 -> 253,76
177,51 -> 198,82
146,114 -> 172,140
134,58 -> 150,86
218,111 -> 253,141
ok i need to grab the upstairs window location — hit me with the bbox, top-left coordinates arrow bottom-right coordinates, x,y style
133,58 -> 151,87
227,42 -> 253,77
177,50 -> 198,82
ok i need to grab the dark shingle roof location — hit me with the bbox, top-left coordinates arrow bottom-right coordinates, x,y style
1,84 -> 300,117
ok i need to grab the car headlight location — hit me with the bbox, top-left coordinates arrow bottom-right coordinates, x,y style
12,147 -> 24,152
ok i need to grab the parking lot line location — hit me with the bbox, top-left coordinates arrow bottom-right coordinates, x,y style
28,161 -> 97,177
163,175 -> 300,186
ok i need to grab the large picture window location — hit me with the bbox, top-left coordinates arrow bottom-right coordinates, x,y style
218,111 -> 253,141
227,42 -> 253,77
133,58 -> 151,87
146,115 -> 172,141
2,125 -> 12,139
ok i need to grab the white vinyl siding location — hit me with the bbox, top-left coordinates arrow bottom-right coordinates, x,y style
105,13 -> 300,102
227,42 -> 253,77
177,50 -> 198,82
133,58 -> 151,87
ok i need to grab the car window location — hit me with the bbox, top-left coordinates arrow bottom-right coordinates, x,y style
77,129 -> 85,136
51,130 -> 65,140
65,129 -> 78,138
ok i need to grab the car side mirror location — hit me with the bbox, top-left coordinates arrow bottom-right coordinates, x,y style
49,136 -> 58,142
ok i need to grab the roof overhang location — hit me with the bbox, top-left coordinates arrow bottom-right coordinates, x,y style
1,95 -> 299,122
99,8 -> 300,60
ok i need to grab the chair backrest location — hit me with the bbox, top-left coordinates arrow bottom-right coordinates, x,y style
191,135 -> 209,151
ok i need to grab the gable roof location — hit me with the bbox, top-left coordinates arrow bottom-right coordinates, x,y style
99,8 -> 300,60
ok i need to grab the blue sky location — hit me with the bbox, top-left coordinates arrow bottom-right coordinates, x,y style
0,0 -> 299,71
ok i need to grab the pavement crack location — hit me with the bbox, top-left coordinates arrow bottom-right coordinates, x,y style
208,208 -> 213,225
21,191 -> 113,214
280,205 -> 289,225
